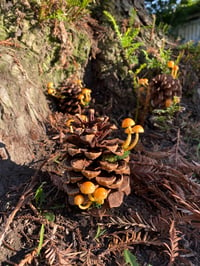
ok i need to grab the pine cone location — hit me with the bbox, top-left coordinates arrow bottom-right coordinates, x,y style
150,74 -> 182,109
56,77 -> 83,114
48,111 -> 131,209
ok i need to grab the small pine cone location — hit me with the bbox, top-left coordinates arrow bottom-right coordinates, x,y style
49,112 -> 131,209
149,74 -> 182,108
57,77 -> 83,114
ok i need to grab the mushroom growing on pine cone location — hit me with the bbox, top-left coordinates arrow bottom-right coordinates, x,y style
47,76 -> 92,114
149,74 -> 182,109
48,110 -> 131,209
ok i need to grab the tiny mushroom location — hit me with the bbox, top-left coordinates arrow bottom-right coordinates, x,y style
121,118 -> 136,150
66,119 -> 75,133
81,88 -> 92,103
78,93 -> 86,106
165,98 -> 173,108
89,187 -> 109,204
47,82 -> 56,96
172,65 -> 179,79
74,194 -> 92,210
138,78 -> 149,86
167,61 -> 179,79
79,181 -> 96,195
125,124 -> 144,151
167,61 -> 175,69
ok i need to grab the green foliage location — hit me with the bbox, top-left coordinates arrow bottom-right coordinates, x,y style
37,0 -> 93,22
94,225 -> 107,240
34,182 -> 46,208
151,97 -> 184,131
103,9 -> 143,66
37,212 -> 55,255
142,43 -> 172,73
123,249 -> 139,266
145,0 -> 200,26
37,224 -> 45,255
102,150 -> 130,162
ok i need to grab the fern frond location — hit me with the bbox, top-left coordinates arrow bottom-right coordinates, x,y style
103,10 -> 122,40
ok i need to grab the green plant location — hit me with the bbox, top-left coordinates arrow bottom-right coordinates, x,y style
34,182 -> 46,209
123,249 -> 139,266
94,225 -> 107,240
151,96 -> 184,130
103,9 -> 143,66
142,40 -> 172,73
37,0 -> 93,22
34,184 -> 55,254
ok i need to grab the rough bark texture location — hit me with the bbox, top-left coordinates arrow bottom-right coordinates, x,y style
0,1 -> 150,164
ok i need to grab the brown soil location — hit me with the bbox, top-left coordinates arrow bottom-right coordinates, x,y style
0,2 -> 200,266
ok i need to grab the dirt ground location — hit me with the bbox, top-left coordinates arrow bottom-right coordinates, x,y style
0,72 -> 200,266
0,2 -> 200,266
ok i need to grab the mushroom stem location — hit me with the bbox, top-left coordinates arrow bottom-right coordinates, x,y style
78,201 -> 92,210
122,133 -> 132,150
125,133 -> 139,151
172,65 -> 179,79
78,94 -> 86,106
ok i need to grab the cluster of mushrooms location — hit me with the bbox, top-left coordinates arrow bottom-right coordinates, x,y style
72,117 -> 144,210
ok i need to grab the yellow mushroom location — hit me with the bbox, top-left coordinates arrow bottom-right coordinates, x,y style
79,181 -> 96,195
138,78 -> 149,86
167,61 -> 179,79
66,119 -> 75,133
78,93 -> 86,106
81,88 -> 91,103
172,65 -> 179,79
74,194 -> 92,210
167,61 -> 175,69
121,118 -> 136,150
125,125 -> 144,151
88,187 -> 109,205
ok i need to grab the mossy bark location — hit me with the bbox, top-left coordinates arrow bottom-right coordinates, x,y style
0,3 -> 93,163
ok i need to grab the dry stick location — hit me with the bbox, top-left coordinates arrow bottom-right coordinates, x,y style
0,160 -> 47,247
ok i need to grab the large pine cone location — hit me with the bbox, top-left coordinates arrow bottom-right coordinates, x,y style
48,111 -> 131,209
150,74 -> 182,109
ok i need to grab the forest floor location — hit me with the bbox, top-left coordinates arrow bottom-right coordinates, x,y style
0,73 -> 200,266
0,2 -> 200,266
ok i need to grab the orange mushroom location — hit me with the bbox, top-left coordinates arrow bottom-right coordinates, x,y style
74,194 -> 92,210
88,187 -> 109,204
66,119 -> 75,133
78,93 -> 86,106
125,125 -> 144,151
121,118 -> 136,150
138,78 -> 149,86
167,61 -> 179,79
47,82 -> 57,96
79,181 -> 96,195
167,61 -> 175,69
81,88 -> 92,103
172,65 -> 179,79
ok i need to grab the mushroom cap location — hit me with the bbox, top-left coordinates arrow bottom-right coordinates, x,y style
74,194 -> 84,205
165,98 -> 173,108
47,87 -> 56,95
173,65 -> 179,71
78,93 -> 84,100
79,181 -> 96,194
93,187 -> 108,201
131,125 -> 144,133
138,78 -> 148,86
82,88 -> 91,94
121,118 -> 135,128
167,61 -> 175,68
47,82 -> 54,89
